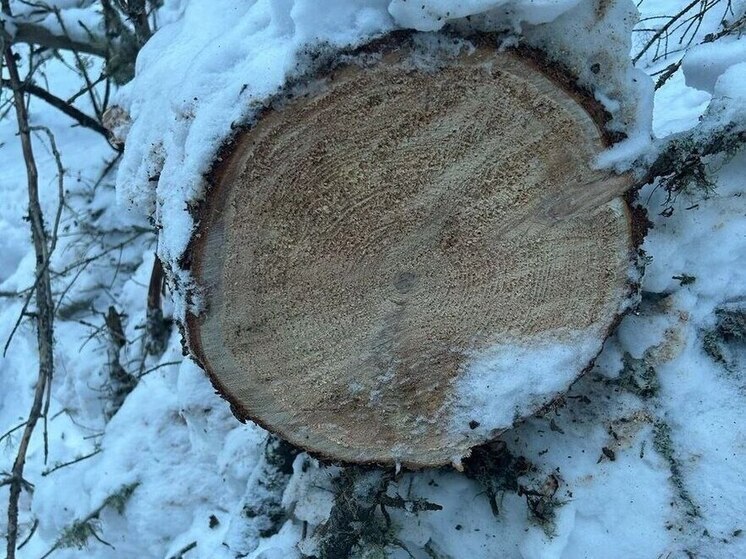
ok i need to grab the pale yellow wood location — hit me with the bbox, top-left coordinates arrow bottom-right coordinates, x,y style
187,42 -> 636,467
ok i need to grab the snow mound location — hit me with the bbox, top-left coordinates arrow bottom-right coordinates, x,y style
682,37 -> 746,94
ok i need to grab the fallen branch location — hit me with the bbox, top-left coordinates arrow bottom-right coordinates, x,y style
644,123 -> 746,211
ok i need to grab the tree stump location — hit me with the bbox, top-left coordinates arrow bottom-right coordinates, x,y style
186,35 -> 641,468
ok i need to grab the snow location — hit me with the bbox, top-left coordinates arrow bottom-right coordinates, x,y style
683,37 -> 746,93
1,0 -> 746,558
703,61 -> 746,134
450,329 -> 603,439
388,0 -> 584,31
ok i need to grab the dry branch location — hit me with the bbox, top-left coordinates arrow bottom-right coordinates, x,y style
650,10 -> 746,89
0,78 -> 111,138
2,44 -> 56,559
2,125 -> 65,356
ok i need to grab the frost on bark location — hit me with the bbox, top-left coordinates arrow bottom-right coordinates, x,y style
185,34 -> 643,467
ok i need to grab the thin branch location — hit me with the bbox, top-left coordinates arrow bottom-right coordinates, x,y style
53,261 -> 87,315
41,448 -> 101,477
42,369 -> 51,463
2,125 -> 65,356
633,0 -> 704,64
17,518 -> 38,550
168,541 -> 197,559
653,12 -> 746,89
92,151 -> 123,191
30,126 -> 65,252
66,71 -> 108,105
0,290 -> 24,298
3,44 -> 56,559
51,7 -> 102,120
8,21 -> 108,57
0,422 -> 28,445
137,360 -> 181,379
51,230 -> 149,278
0,78 -> 110,138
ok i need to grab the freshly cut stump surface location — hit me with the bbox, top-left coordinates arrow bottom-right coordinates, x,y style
187,39 -> 638,467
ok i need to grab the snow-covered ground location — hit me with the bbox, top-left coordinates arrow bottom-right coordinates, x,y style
1,0 -> 745,558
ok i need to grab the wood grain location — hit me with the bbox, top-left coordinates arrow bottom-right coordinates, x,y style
186,40 -> 637,467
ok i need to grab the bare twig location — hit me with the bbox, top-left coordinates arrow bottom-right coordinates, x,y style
168,541 -> 197,559
3,44 -> 56,559
41,448 -> 102,477
3,125 -> 65,356
653,10 -> 746,89
30,126 -> 65,250
51,7 -> 102,120
0,78 -> 111,138
53,260 -> 90,316
137,360 -> 181,379
17,518 -> 39,550
51,230 -> 149,277
66,71 -> 109,105
0,290 -> 23,298
92,151 -> 123,191
0,422 -> 28,445
633,0 -> 703,64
